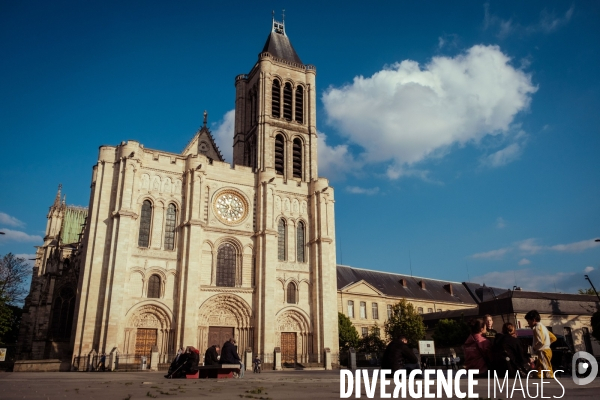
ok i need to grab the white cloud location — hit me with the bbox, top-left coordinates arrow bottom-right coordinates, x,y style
346,186 -> 379,195
535,6 -> 574,34
322,45 -> 537,179
470,247 -> 511,260
482,142 -> 523,167
517,238 -> 544,255
0,212 -> 25,228
484,3 -> 574,38
473,265 -> 596,293
584,266 -> 595,273
550,239 -> 600,253
317,132 -> 358,180
211,109 -> 235,163
0,228 -> 43,243
496,217 -> 506,229
518,258 -> 531,266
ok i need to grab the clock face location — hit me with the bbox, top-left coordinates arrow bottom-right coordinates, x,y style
214,191 -> 247,224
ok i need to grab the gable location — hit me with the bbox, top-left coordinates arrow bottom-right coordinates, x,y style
343,280 -> 382,296
181,126 -> 225,162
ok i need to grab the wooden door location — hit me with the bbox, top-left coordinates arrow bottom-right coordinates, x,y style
208,326 -> 235,349
135,328 -> 157,358
281,332 -> 297,364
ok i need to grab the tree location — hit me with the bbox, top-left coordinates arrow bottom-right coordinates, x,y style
338,312 -> 360,350
578,288 -> 598,296
0,253 -> 30,343
384,299 -> 426,348
359,324 -> 386,353
432,318 -> 470,347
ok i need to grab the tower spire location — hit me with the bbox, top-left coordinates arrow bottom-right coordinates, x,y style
53,184 -> 62,207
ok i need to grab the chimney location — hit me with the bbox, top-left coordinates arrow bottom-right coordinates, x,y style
399,278 -> 407,287
419,280 -> 426,290
444,283 -> 454,295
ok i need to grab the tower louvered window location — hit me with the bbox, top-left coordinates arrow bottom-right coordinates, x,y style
275,134 -> 285,175
216,243 -> 236,287
295,86 -> 303,123
283,82 -> 293,120
147,274 -> 161,298
292,138 -> 302,178
278,219 -> 286,261
287,282 -> 297,304
164,203 -> 176,250
50,287 -> 75,339
138,200 -> 152,247
296,221 -> 305,263
272,80 -> 281,118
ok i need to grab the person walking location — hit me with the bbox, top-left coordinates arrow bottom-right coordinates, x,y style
525,310 -> 554,378
491,322 -> 531,376
381,334 -> 419,375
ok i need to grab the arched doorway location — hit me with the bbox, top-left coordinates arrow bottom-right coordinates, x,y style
275,309 -> 312,365
124,304 -> 173,363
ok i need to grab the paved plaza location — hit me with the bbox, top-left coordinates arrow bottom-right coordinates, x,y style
0,370 -> 599,399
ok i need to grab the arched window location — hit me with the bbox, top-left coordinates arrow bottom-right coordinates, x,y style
283,82 -> 293,120
164,203 -> 177,250
272,80 -> 281,118
147,274 -> 161,298
216,243 -> 236,287
296,221 -> 305,263
278,219 -> 286,261
138,200 -> 152,247
274,134 -> 285,175
292,138 -> 302,178
295,86 -> 303,123
50,287 -> 76,339
287,282 -> 297,304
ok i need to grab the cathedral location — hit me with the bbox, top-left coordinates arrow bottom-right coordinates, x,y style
18,17 -> 338,369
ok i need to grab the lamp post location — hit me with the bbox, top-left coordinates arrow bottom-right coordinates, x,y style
584,275 -> 600,302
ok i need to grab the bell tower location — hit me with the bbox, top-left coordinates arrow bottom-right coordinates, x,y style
233,15 -> 318,182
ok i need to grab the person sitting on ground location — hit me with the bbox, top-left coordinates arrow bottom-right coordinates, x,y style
525,310 -> 554,379
181,346 -> 200,376
166,348 -> 189,378
463,318 -> 492,376
483,314 -> 497,340
253,355 -> 261,373
204,344 -> 220,366
381,334 -> 420,375
491,322 -> 530,376
220,338 -> 244,378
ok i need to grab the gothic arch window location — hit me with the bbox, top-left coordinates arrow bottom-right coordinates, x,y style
147,274 -> 161,298
50,287 -> 76,339
283,82 -> 293,120
272,79 -> 281,118
292,138 -> 302,178
278,219 -> 286,261
296,221 -> 305,263
216,243 -> 236,287
295,86 -> 304,123
164,203 -> 177,250
138,200 -> 152,247
287,282 -> 297,304
274,134 -> 285,175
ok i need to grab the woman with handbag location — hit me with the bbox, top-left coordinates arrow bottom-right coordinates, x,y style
463,318 -> 492,377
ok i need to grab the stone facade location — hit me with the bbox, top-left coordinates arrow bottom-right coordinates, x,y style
67,17 -> 338,367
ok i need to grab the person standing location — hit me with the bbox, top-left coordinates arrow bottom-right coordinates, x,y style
491,322 -> 530,376
525,310 -> 553,378
483,314 -> 497,339
463,318 -> 491,376
221,338 -> 244,378
204,344 -> 220,366
381,334 -> 419,374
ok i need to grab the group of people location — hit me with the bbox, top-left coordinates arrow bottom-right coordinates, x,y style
165,337 -> 248,379
464,310 -> 556,378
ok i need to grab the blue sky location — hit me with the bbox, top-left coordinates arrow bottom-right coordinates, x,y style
1,1 -> 599,294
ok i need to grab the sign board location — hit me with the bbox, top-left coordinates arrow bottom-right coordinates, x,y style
418,340 -> 435,355
0,348 -> 6,362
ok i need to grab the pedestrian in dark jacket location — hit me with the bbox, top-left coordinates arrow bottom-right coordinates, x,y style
182,346 -> 200,375
491,322 -> 530,376
221,338 -> 244,378
381,334 -> 419,374
204,345 -> 220,366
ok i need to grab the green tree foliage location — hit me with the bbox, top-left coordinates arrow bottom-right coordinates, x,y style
432,318 -> 470,347
0,253 -> 30,343
359,325 -> 386,353
591,310 -> 600,342
384,299 -> 426,348
578,288 -> 598,296
338,312 -> 360,350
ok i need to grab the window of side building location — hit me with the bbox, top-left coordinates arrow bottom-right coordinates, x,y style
387,304 -> 392,319
359,302 -> 367,319
372,303 -> 379,319
347,300 -> 354,318
417,307 -> 423,314
362,327 -> 368,338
